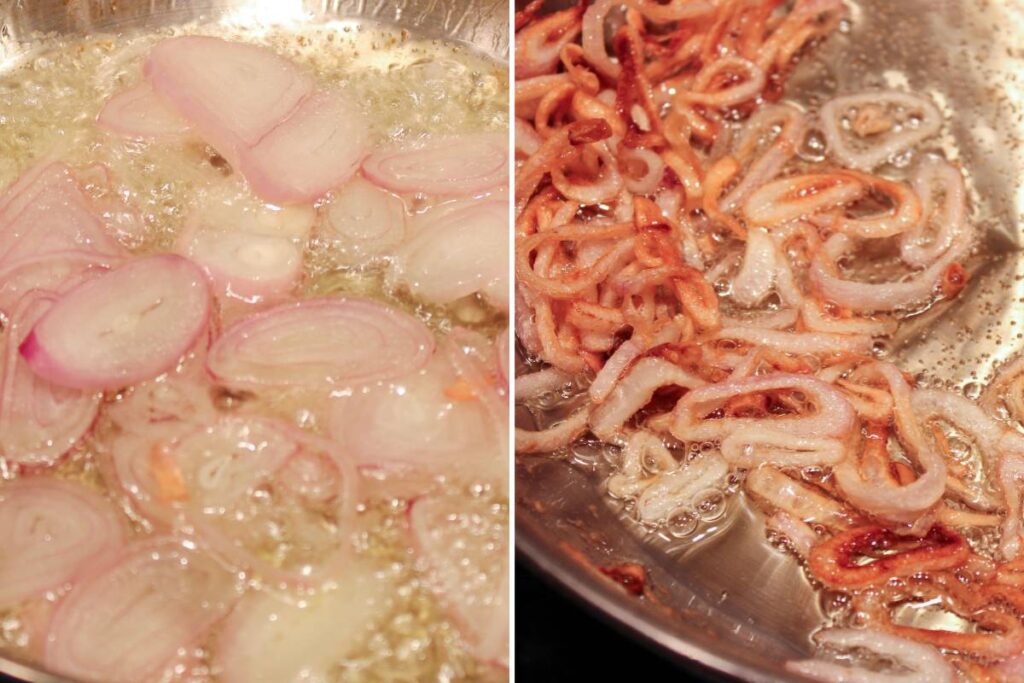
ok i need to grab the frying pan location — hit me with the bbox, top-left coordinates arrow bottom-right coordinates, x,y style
0,1 -> 507,681
515,0 -> 1024,680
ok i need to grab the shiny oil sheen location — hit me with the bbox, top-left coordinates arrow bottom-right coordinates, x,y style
516,1 -> 1024,681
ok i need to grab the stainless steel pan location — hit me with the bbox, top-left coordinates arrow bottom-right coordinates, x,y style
516,0 -> 1024,680
0,1 -> 507,681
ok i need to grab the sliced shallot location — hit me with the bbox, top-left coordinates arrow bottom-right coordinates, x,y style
215,561 -> 395,683
0,162 -> 123,271
0,291 -> 100,469
787,628 -> 955,683
410,493 -> 509,666
819,91 -> 942,171
329,354 -> 498,474
145,36 -> 312,152
670,373 -> 855,442
0,478 -> 124,609
322,176 -> 406,265
206,297 -> 434,389
362,132 -> 508,196
390,198 -> 508,309
20,254 -> 211,390
155,418 -> 358,586
97,82 -> 191,141
44,537 -> 237,683
238,89 -> 368,204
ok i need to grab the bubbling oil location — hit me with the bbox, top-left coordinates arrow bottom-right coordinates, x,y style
0,19 -> 507,683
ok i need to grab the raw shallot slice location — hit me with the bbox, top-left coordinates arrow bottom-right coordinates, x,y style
207,297 -> 434,389
238,89 -> 368,204
390,198 -> 508,309
362,132 -> 508,196
0,291 -> 100,469
410,493 -> 509,666
20,254 -> 211,390
0,478 -> 124,609
97,81 -> 191,141
215,560 -> 396,683
819,91 -> 943,171
177,225 -> 302,303
145,36 -> 312,151
0,250 -> 117,317
0,162 -> 123,270
787,628 -> 955,683
329,355 -> 497,473
321,176 -> 406,265
44,537 -> 237,683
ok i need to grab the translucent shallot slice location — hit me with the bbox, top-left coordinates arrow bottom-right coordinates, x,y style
997,437 -> 1024,560
238,89 -> 368,204
0,478 -> 124,610
730,227 -> 777,307
409,493 -> 509,666
900,155 -> 968,268
0,291 -> 100,469
206,297 -> 434,389
215,561 -> 396,683
97,81 -> 191,141
721,104 -> 808,212
20,254 -> 211,391
145,36 -> 312,151
590,357 -> 704,441
820,91 -> 943,171
177,225 -> 302,303
44,537 -> 237,683
745,466 -> 853,531
787,628 -> 955,683
158,418 -> 358,586
715,326 -> 872,355
328,355 -> 498,474
0,250 -> 117,317
834,362 -> 948,522
809,232 -> 968,313
390,198 -> 508,309
0,162 -> 123,271
322,176 -> 406,265
635,451 -> 728,524
912,388 -> 1004,510
362,132 -> 508,196
742,172 -> 864,227
721,428 -> 846,468
670,373 -> 855,442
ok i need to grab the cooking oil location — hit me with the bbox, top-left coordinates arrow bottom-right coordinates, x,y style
0,18 -> 507,683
